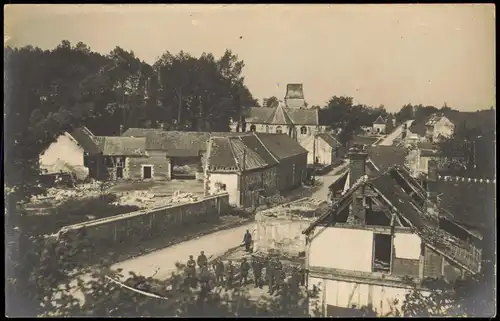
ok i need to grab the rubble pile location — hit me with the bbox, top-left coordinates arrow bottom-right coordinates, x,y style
112,190 -> 200,208
29,181 -> 107,204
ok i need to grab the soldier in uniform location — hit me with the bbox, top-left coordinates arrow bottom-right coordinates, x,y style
274,258 -> 285,294
199,262 -> 211,292
266,256 -> 275,294
186,255 -> 197,288
225,260 -> 235,291
242,229 -> 253,253
212,258 -> 225,286
239,257 -> 251,285
251,256 -> 263,288
197,251 -> 208,268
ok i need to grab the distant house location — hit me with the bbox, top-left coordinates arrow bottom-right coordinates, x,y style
302,133 -> 345,167
39,127 -> 101,180
372,116 -> 387,134
205,132 -> 308,207
409,113 -> 455,143
303,149 -> 483,317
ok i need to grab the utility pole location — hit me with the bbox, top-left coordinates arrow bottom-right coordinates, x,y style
240,148 -> 247,207
312,133 -> 316,183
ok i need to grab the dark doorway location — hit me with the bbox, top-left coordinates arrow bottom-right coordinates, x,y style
143,166 -> 152,179
116,167 -> 124,179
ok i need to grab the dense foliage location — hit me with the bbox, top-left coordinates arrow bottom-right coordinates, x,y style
318,96 -> 390,145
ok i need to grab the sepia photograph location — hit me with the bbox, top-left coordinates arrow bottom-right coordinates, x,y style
4,4 -> 496,317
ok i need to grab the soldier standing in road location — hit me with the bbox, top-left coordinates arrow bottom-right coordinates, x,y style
199,262 -> 211,292
273,258 -> 284,294
266,256 -> 275,294
239,258 -> 251,285
212,258 -> 225,286
251,256 -> 263,288
242,229 -> 253,253
197,251 -> 208,268
186,255 -> 197,288
226,260 -> 235,291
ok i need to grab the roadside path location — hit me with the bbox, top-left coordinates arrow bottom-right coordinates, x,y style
378,120 -> 414,146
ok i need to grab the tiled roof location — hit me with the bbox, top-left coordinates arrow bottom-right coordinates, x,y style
436,180 -> 496,230
243,108 -> 275,124
243,106 -> 318,125
351,136 -> 378,146
206,136 -> 269,172
370,171 -> 482,273
69,127 -> 101,155
317,133 -> 341,148
254,133 -> 308,160
270,104 -> 294,125
373,116 -> 386,125
286,108 -> 318,125
95,136 -> 147,156
367,146 -> 407,172
239,134 -> 279,166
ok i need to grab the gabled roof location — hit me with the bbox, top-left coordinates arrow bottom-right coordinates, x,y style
373,115 -> 386,125
206,136 -> 269,172
366,146 -> 407,173
304,167 -> 483,274
68,127 -> 101,155
270,104 -> 294,125
436,179 -> 496,230
317,133 -> 342,149
94,136 -> 148,156
254,133 -> 308,160
243,106 -> 318,125
239,134 -> 279,166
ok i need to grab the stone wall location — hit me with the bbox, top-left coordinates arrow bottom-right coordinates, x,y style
58,194 -> 229,251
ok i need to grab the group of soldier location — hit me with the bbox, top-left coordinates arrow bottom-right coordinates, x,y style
184,250 -> 305,295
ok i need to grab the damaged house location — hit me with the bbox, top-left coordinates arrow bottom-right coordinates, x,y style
39,127 -> 101,180
86,136 -> 149,180
328,145 -> 408,201
302,146 -> 483,317
204,132 -> 308,208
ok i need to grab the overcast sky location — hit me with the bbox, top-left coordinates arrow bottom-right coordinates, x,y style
5,4 -> 496,111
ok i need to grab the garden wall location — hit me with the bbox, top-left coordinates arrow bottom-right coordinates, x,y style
57,193 -> 230,251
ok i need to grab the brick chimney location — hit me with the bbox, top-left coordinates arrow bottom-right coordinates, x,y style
425,159 -> 438,215
348,145 -> 368,225
119,124 -> 124,136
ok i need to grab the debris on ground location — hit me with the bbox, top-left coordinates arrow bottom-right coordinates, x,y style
112,190 -> 200,208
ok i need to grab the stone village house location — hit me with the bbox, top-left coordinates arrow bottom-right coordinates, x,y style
302,146 -> 484,317
204,132 -> 308,208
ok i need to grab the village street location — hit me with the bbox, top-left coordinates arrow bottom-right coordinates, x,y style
65,161 -> 351,305
378,120 -> 414,146
110,161 -> 350,280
